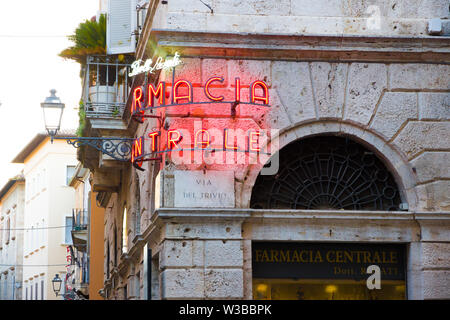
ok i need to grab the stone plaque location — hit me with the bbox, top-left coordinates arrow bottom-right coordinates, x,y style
174,170 -> 235,208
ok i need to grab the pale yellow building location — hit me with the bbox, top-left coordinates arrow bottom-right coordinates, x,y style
0,175 -> 25,300
12,132 -> 78,300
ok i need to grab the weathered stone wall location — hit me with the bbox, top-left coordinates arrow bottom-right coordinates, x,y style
152,58 -> 450,213
150,0 -> 449,36
103,56 -> 449,300
144,57 -> 449,300
159,220 -> 244,299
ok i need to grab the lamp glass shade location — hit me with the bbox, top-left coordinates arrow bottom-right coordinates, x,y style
52,274 -> 62,294
41,89 -> 65,135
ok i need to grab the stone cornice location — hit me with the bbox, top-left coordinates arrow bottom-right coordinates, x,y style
152,207 -> 450,222
147,29 -> 450,63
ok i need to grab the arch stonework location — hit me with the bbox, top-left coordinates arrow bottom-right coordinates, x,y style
238,120 -> 419,211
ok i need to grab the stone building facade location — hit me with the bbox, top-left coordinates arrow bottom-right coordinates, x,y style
85,0 -> 449,300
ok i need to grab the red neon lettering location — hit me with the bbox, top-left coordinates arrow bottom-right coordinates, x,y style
195,129 -> 210,149
250,80 -> 269,105
148,131 -> 159,152
167,130 -> 181,150
148,82 -> 165,107
249,131 -> 261,152
235,77 -> 241,102
223,129 -> 238,150
131,137 -> 144,167
204,77 -> 224,101
132,86 -> 144,115
173,80 -> 193,104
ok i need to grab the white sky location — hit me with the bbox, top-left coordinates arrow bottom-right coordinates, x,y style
0,0 -> 100,188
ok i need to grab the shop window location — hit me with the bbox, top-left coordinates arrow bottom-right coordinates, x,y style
252,242 -> 406,300
251,136 -> 401,211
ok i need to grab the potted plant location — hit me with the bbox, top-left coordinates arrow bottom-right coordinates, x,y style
59,14 -> 117,107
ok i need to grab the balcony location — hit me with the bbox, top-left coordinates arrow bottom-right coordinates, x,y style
71,209 -> 89,252
82,55 -> 133,120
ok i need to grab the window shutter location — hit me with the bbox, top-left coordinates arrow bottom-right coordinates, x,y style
107,0 -> 137,54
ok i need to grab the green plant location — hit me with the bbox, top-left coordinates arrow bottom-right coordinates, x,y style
112,106 -> 120,116
76,100 -> 86,137
59,14 -> 107,65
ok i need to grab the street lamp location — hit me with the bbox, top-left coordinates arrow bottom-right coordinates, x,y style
39,89 -> 133,161
52,274 -> 63,297
41,89 -> 65,140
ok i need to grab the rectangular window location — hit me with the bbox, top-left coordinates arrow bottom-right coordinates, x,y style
30,284 -> 33,300
65,217 -> 73,245
25,287 -> 28,300
66,166 -> 76,185
0,221 -> 3,248
35,283 -> 38,300
41,280 -> 44,300
6,218 -> 10,244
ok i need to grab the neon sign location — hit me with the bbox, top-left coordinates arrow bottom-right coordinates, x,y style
130,74 -> 272,170
131,76 -> 270,120
129,52 -> 182,77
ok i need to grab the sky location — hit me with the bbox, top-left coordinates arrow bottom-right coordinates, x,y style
0,0 -> 100,188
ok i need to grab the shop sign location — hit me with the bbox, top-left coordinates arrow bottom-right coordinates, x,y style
174,170 -> 235,207
129,52 -> 182,77
252,242 -> 406,281
130,75 -> 273,170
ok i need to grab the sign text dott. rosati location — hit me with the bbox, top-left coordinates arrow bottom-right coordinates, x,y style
252,242 -> 406,281
130,73 -> 271,170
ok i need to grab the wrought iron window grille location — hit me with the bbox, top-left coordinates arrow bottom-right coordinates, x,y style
250,136 -> 402,211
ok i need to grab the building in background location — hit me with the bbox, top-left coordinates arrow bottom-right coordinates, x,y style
12,132 -> 78,300
0,175 -> 25,300
74,0 -> 449,300
68,163 -> 105,300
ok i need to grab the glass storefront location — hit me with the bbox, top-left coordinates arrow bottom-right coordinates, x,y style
252,242 -> 406,300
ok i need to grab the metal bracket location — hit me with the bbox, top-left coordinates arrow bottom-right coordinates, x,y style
53,137 -> 134,162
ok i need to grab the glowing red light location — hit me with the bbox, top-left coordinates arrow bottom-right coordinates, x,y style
173,80 -> 193,104
195,129 -> 210,149
223,129 -> 238,150
167,130 -> 182,150
132,86 -> 144,115
249,131 -> 261,152
148,82 -> 165,107
131,137 -> 144,167
250,80 -> 269,105
148,131 -> 159,152
204,77 -> 224,101
235,77 -> 241,102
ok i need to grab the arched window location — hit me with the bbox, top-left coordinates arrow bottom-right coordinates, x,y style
250,136 -> 401,211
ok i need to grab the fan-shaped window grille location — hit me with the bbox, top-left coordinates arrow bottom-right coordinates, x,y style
250,136 -> 401,211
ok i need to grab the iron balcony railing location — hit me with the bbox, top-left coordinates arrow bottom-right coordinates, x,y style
82,55 -> 133,119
